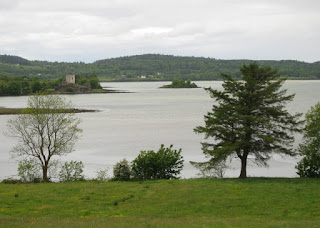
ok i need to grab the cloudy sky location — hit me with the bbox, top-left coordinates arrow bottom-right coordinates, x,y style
0,0 -> 319,62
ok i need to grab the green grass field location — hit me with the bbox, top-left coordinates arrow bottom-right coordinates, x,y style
0,178 -> 319,227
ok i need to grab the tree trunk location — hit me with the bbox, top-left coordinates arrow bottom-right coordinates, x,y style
42,166 -> 49,182
239,153 -> 248,178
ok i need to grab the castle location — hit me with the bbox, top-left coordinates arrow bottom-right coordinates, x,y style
56,73 -> 91,93
66,73 -> 76,84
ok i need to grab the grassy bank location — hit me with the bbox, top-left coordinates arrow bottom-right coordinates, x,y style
0,178 -> 319,227
0,107 -> 96,115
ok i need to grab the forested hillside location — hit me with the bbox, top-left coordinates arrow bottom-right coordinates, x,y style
0,54 -> 319,81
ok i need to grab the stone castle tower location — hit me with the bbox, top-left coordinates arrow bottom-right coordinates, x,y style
66,73 -> 75,84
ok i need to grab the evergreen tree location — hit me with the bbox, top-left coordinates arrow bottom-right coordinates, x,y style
193,63 -> 303,178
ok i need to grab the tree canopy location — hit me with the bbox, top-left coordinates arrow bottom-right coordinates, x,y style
0,54 -> 320,81
193,63 -> 303,178
296,102 -> 320,177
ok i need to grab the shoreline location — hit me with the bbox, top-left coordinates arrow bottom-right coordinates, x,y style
0,88 -> 131,98
0,107 -> 97,115
100,78 -> 320,82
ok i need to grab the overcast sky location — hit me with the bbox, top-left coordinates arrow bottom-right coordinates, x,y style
0,0 -> 319,63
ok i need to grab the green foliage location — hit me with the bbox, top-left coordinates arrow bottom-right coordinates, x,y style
31,80 -> 42,93
0,54 -> 30,65
77,78 -> 88,85
66,87 -> 74,93
0,71 -> 101,96
113,159 -> 131,181
7,81 -> 21,95
89,78 -> 101,89
59,161 -> 84,182
131,145 -> 184,180
296,157 -> 320,178
1,54 -> 320,81
17,159 -> 42,183
296,102 -> 320,177
1,178 -> 21,184
194,63 -> 303,178
162,78 -> 198,88
75,73 -> 101,89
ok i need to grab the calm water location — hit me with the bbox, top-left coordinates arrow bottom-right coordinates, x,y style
0,80 -> 319,179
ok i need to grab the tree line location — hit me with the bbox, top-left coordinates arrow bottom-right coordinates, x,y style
1,54 -> 320,81
0,73 -> 101,96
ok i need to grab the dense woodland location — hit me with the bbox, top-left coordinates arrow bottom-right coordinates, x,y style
0,73 -> 100,96
0,54 -> 320,81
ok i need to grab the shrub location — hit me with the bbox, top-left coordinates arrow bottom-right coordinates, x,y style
17,158 -> 42,183
296,156 -> 320,177
113,159 -> 131,181
131,145 -> 184,180
193,161 -> 227,178
95,168 -> 110,181
296,102 -> 320,177
59,161 -> 84,181
66,87 -> 74,93
1,178 -> 21,184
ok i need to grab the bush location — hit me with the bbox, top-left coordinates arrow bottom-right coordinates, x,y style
17,159 -> 42,183
296,102 -> 320,177
1,178 -> 21,184
66,87 -> 74,93
131,145 -> 184,180
95,168 -> 110,181
296,156 -> 320,177
59,161 -> 84,182
192,161 -> 227,178
113,159 -> 131,181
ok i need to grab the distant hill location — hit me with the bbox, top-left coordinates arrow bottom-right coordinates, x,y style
0,55 -> 31,66
0,54 -> 319,80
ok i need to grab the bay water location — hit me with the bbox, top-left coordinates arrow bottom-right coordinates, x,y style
0,80 -> 319,179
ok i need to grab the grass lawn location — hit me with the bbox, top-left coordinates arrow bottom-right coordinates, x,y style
0,178 -> 319,227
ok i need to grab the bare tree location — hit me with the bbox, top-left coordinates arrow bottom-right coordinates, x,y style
6,94 -> 82,182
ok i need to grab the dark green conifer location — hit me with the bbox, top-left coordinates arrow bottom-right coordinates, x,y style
193,63 -> 303,178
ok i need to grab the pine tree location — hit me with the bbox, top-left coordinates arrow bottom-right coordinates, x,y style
193,63 -> 303,178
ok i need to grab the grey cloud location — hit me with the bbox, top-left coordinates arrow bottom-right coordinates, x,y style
0,0 -> 319,62
0,0 -> 20,11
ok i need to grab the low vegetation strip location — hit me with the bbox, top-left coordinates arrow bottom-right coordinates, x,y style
0,107 -> 96,115
0,178 -> 319,227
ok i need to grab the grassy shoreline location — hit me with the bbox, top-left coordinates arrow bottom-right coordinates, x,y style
0,107 -> 97,115
0,178 -> 319,227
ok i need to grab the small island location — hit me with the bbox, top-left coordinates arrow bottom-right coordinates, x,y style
161,79 -> 199,88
